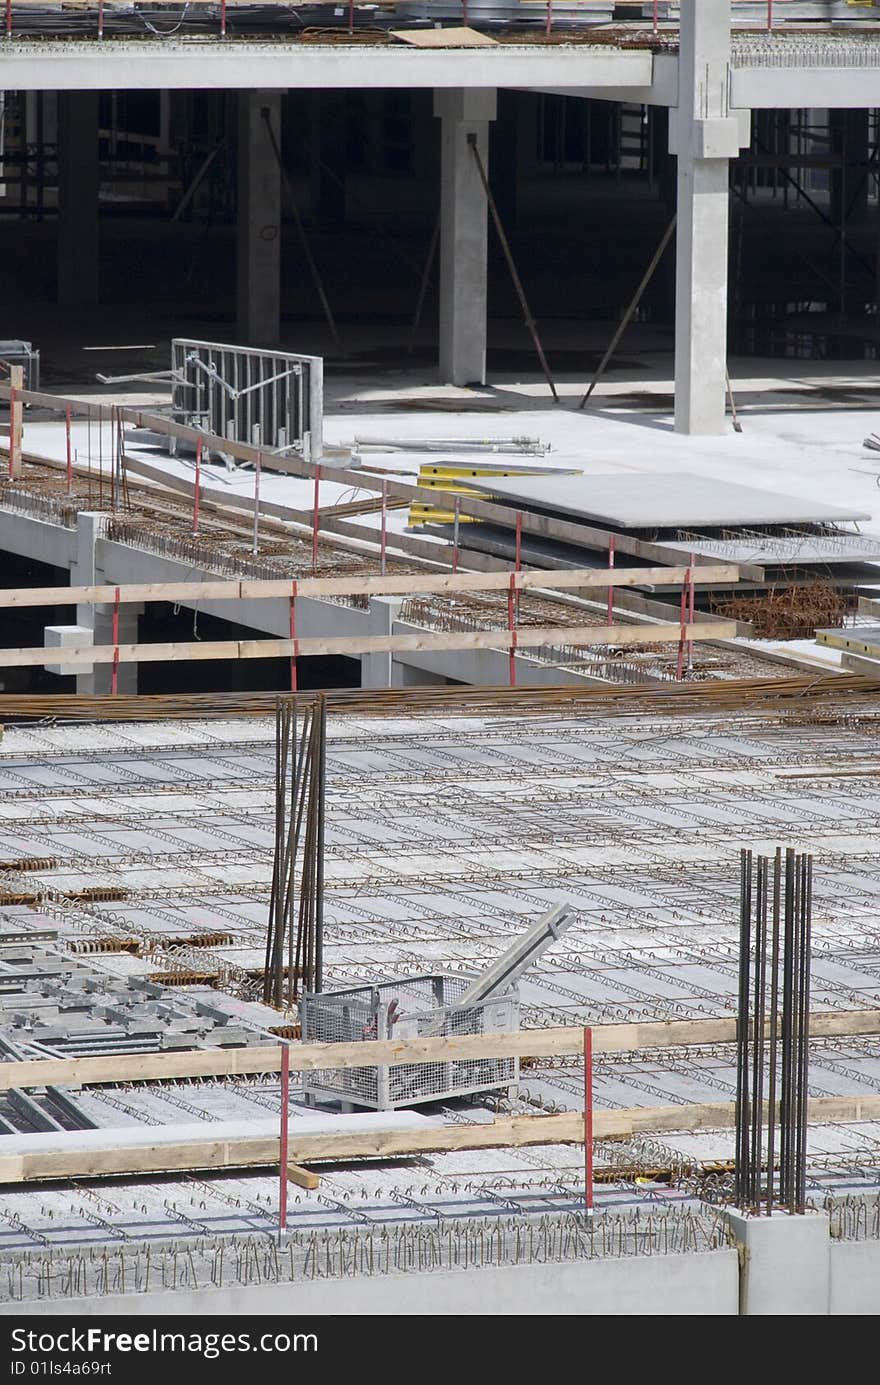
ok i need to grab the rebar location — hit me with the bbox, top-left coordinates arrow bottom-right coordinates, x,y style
0,1206 -> 730,1306
264,695 -> 326,1007
734,845 -> 814,1214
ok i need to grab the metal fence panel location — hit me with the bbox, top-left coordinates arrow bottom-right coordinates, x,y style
171,337 -> 322,461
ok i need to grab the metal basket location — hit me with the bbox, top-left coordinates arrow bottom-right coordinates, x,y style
300,973 -> 519,1111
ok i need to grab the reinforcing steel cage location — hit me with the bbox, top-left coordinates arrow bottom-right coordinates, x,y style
301,974 -> 520,1111
171,337 -> 323,462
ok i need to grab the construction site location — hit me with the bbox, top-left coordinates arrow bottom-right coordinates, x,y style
0,0 -> 878,1319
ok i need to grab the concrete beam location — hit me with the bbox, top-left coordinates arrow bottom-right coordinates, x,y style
731,68 -> 880,111
0,510 -> 75,569
0,42 -> 654,93
528,56 -> 678,108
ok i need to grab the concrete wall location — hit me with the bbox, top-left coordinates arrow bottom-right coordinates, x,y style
0,1250 -> 739,1318
3,1232 -> 878,1315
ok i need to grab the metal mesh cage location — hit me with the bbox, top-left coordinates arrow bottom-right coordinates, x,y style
301,973 -> 519,1110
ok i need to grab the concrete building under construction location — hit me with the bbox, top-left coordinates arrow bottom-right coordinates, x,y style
0,0 -> 879,1319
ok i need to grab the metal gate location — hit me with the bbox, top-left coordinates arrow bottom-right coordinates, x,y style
171,337 -> 322,462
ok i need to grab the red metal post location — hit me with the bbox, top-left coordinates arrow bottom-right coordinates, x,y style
584,1027 -> 593,1213
545,0 -> 552,37
252,451 -> 262,556
111,586 -> 120,696
452,495 -> 461,574
311,464 -> 321,575
6,383 -> 14,478
279,1043 -> 290,1231
676,566 -> 690,682
193,438 -> 202,536
606,534 -> 615,626
767,0 -> 773,31
97,0 -> 103,39
514,511 -> 523,618
289,580 -> 299,693
508,572 -> 517,688
348,0 -> 353,35
221,0 -> 227,37
652,0 -> 658,33
687,552 -> 695,672
5,0 -> 11,41
380,480 -> 388,576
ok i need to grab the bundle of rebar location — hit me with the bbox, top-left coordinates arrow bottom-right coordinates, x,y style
0,671 -> 879,725
735,846 -> 813,1215
712,584 -> 849,641
263,696 -> 326,1008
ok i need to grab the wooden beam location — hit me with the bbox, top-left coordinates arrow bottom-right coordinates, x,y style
0,1009 -> 876,1093
7,620 -> 739,671
7,366 -> 23,480
287,1161 -> 320,1191
0,564 -> 741,611
1,1093 -> 878,1185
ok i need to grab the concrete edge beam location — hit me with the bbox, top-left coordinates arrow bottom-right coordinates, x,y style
0,44 -> 654,92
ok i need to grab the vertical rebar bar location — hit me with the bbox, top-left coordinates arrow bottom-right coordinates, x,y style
766,847 -> 781,1215
314,694 -> 326,994
584,1027 -> 593,1215
750,854 -> 767,1209
253,451 -> 262,555
279,1043 -> 290,1231
796,852 -> 812,1214
735,849 -> 752,1206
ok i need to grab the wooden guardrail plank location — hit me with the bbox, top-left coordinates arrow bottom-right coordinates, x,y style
10,621 -> 739,671
0,1010 -> 877,1092
0,563 -> 741,610
2,1094 -> 879,1185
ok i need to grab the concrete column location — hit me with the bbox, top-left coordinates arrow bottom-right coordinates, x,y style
237,91 -> 282,347
85,604 -> 142,695
671,0 -> 748,435
434,89 -> 497,388
68,512 -> 143,694
360,596 -> 400,689
57,91 -> 99,307
723,1209 -> 831,1316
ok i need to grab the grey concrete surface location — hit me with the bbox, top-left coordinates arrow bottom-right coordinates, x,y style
829,1239 -> 880,1316
724,1209 -> 831,1316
